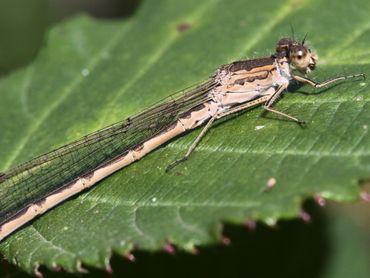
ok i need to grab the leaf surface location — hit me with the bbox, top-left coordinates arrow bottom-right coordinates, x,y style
0,0 -> 370,273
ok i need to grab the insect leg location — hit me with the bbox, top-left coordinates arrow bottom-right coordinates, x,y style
165,113 -> 217,172
264,106 -> 305,124
263,84 -> 305,124
293,73 -> 365,88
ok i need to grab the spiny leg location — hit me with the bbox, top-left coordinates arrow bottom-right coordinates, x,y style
165,113 -> 217,172
293,73 -> 365,88
263,84 -> 306,125
264,106 -> 305,124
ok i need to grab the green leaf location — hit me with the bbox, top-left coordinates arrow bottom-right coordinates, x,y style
2,203 -> 370,277
0,0 -> 369,274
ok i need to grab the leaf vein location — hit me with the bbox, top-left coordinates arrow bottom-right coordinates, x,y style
99,0 -> 221,125
3,22 -> 133,170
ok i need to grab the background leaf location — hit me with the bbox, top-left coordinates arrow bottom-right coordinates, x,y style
0,0 -> 370,274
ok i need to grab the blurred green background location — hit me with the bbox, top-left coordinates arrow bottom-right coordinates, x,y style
0,0 -> 46,75
0,0 -> 140,75
0,1 -> 370,277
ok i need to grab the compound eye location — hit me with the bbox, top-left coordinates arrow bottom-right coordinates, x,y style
297,50 -> 304,59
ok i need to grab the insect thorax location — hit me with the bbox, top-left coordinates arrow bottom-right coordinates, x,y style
209,56 -> 292,110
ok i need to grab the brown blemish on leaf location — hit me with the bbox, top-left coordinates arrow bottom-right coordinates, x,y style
0,172 -> 6,182
289,0 -> 306,9
177,22 -> 191,33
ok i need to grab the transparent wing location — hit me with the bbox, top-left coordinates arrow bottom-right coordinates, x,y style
0,79 -> 216,224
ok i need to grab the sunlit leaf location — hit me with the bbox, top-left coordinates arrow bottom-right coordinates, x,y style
0,0 -> 369,273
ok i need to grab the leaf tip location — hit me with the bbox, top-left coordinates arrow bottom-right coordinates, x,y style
360,190 -> 370,202
221,235 -> 231,246
314,194 -> 326,207
51,262 -> 61,272
103,254 -> 113,274
245,219 -> 257,231
265,217 -> 278,227
163,242 -> 176,255
124,253 -> 136,262
76,260 -> 89,274
33,264 -> 44,278
105,262 -> 113,274
299,209 -> 311,223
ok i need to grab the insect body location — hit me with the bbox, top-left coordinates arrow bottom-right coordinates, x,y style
0,37 -> 364,241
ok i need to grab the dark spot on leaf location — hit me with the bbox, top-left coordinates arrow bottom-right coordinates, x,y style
177,22 -> 191,33
175,171 -> 184,176
0,172 -> 6,182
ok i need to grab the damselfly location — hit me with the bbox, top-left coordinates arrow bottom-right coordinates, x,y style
0,37 -> 364,241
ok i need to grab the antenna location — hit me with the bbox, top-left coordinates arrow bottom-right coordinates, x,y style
302,33 -> 308,45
